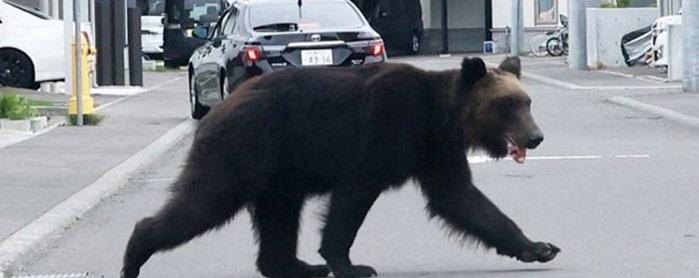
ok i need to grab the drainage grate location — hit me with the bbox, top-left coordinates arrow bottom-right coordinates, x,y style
13,273 -> 90,278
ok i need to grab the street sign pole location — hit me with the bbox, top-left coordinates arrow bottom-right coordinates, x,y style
74,0 -> 83,126
683,1 -> 699,93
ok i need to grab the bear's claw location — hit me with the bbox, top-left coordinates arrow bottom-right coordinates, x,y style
517,242 -> 560,263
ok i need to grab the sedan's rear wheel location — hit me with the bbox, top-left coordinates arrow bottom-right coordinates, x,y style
0,49 -> 36,89
189,74 -> 209,120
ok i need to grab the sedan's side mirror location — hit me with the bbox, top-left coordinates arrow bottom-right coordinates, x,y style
192,25 -> 209,39
211,37 -> 223,47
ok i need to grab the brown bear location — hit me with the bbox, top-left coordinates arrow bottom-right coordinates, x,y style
121,56 -> 559,278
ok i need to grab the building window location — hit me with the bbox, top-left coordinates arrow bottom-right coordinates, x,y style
534,0 -> 558,25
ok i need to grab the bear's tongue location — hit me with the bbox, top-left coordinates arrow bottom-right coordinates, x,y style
507,137 -> 527,164
510,146 -> 527,164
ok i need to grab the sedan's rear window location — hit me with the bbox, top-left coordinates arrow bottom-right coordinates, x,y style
250,2 -> 364,32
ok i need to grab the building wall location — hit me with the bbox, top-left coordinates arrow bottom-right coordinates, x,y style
429,0 -> 485,28
586,7 -> 659,67
420,0 -> 487,53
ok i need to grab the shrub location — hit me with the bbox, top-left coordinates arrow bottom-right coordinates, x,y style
617,0 -> 631,7
601,0 -> 630,8
0,94 -> 36,120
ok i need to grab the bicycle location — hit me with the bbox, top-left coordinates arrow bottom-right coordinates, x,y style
546,14 -> 569,57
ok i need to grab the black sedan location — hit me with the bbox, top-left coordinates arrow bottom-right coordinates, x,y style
187,0 -> 386,119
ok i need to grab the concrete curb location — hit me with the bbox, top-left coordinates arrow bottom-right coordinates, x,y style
0,119 -> 196,278
0,120 -> 65,150
608,96 -> 699,129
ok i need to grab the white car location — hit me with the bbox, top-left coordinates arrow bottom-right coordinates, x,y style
140,0 -> 165,58
650,9 -> 682,67
0,0 -> 64,89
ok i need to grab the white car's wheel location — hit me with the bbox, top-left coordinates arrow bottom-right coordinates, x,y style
0,49 -> 36,89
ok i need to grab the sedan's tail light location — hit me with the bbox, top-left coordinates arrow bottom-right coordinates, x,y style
243,46 -> 263,65
369,40 -> 385,57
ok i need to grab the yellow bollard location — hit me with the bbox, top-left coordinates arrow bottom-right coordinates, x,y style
69,31 -> 96,116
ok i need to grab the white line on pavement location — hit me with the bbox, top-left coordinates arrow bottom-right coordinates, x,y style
615,154 -> 652,159
468,154 -> 650,164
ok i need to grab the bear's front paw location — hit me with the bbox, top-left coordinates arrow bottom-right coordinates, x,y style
517,242 -> 560,263
331,264 -> 377,278
120,267 -> 139,278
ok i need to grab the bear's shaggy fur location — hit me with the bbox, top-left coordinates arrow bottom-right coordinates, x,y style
121,57 -> 559,278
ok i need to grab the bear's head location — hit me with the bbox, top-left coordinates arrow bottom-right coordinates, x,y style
459,56 -> 543,163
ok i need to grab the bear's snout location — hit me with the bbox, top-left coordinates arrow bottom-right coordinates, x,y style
526,132 -> 544,149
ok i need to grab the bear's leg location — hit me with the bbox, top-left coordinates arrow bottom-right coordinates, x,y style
254,188 -> 330,278
319,187 -> 382,278
121,176 -> 247,278
418,168 -> 560,263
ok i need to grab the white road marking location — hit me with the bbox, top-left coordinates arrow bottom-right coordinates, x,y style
13,273 -> 88,278
615,154 -> 652,159
468,154 -> 650,164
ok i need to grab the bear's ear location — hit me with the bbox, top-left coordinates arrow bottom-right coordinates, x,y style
498,56 -> 521,78
460,57 -> 487,87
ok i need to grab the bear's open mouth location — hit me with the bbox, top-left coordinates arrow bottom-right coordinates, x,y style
506,136 -> 526,164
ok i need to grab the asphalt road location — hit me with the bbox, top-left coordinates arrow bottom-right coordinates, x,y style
18,57 -> 699,278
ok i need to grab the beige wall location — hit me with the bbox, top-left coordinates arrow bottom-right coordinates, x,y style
492,0 -> 568,28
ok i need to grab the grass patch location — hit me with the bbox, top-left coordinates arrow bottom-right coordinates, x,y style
27,99 -> 54,107
68,113 -> 104,126
0,87 -> 22,95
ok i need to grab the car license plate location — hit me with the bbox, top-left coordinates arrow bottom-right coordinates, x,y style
301,49 -> 333,66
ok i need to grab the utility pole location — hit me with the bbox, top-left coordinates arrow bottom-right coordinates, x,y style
683,0 -> 699,93
440,0 -> 448,54
510,0 -> 523,56
568,0 -> 587,70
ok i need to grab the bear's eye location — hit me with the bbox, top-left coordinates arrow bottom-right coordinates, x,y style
492,95 -> 529,119
495,96 -> 519,111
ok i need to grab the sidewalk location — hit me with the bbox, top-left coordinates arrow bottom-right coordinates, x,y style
0,71 -> 191,253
